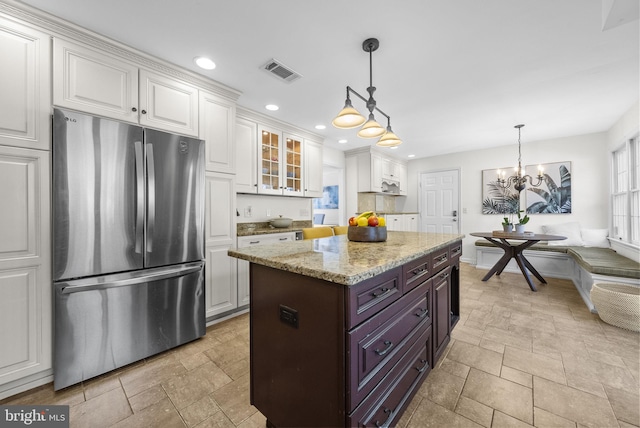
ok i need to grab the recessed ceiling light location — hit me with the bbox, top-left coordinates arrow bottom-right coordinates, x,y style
265,104 -> 279,111
408,154 -> 415,158
338,139 -> 348,144
194,56 -> 216,70
315,125 -> 326,130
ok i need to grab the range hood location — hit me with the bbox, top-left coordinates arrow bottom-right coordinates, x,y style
381,179 -> 400,194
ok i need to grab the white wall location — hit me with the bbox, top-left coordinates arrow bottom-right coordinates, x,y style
405,132 -> 610,263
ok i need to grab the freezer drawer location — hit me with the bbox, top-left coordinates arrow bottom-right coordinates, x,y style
54,262 -> 205,390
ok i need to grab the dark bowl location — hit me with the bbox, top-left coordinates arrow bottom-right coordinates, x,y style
347,226 -> 387,242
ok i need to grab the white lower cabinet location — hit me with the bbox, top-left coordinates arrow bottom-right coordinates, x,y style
237,232 -> 296,306
0,145 -> 52,397
405,214 -> 419,232
205,245 -> 237,318
385,214 -> 419,232
386,214 -> 405,231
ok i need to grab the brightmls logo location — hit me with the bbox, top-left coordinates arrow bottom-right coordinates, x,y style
0,406 -> 68,427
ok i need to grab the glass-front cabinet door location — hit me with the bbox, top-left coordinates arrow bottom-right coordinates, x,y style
283,133 -> 303,196
258,125 -> 282,195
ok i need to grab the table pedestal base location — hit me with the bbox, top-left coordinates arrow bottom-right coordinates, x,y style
480,237 -> 546,291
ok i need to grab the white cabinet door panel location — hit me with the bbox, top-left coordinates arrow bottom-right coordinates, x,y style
235,118 -> 257,193
304,139 -> 323,198
200,91 -> 235,173
53,39 -> 138,122
205,245 -> 237,318
0,18 -> 50,150
0,146 -> 51,386
205,172 -> 235,246
139,70 -> 198,137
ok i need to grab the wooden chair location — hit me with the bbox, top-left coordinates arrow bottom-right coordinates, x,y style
302,227 -> 334,240
332,226 -> 348,235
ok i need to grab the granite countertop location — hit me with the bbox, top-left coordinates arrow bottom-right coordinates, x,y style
228,232 -> 464,286
237,220 -> 312,237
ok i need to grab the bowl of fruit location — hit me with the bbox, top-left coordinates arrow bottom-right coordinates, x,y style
347,212 -> 387,242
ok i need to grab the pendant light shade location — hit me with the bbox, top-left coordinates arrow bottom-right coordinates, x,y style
331,99 -> 366,129
357,114 -> 386,138
376,127 -> 402,147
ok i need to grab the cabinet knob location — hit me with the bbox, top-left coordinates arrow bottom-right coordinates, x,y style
141,110 -> 147,114
131,107 -> 137,112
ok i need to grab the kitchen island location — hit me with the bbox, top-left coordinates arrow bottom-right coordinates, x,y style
228,231 -> 463,427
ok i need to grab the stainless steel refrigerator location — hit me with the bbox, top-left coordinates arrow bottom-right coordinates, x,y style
52,108 -> 205,390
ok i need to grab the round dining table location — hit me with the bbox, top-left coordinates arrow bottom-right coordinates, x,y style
470,232 -> 566,291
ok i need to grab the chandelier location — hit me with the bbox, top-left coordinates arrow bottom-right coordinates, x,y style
331,38 -> 402,147
496,124 -> 544,192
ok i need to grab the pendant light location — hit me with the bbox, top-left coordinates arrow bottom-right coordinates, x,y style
332,38 -> 402,147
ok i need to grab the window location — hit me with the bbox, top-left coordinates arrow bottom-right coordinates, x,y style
611,136 -> 639,245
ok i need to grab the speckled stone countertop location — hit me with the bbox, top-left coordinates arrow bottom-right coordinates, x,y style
237,220 -> 312,237
228,232 -> 464,286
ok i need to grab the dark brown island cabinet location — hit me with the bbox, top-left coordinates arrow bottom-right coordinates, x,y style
240,237 -> 462,427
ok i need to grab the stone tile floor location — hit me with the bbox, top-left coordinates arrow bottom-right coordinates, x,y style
2,263 -> 639,427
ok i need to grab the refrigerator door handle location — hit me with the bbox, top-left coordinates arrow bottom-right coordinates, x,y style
134,140 -> 144,254
58,263 -> 202,294
146,143 -> 156,252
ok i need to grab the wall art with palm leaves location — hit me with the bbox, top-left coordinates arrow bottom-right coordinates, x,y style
481,168 -> 520,215
525,161 -> 571,214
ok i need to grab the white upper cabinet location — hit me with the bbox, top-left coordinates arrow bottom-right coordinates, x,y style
54,39 -> 199,136
0,17 -> 51,151
199,90 -> 236,174
53,38 -> 138,123
235,118 -> 258,193
139,69 -> 198,136
304,139 -> 323,198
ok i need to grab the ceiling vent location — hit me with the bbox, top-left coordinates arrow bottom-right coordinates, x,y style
261,58 -> 302,83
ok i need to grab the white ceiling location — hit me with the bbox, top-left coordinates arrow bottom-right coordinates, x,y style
16,0 -> 640,159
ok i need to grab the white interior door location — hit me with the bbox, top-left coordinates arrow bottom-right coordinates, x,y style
419,169 -> 460,234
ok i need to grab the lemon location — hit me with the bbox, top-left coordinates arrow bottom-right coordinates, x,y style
357,217 -> 369,227
378,217 -> 386,227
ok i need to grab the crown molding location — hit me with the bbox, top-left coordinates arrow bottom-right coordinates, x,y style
0,0 -> 241,101
236,107 -> 324,143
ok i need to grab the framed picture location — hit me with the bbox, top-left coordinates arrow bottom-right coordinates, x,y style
525,161 -> 571,214
481,168 -> 519,215
313,185 -> 339,209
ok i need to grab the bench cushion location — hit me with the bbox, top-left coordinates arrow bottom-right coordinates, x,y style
568,247 -> 640,280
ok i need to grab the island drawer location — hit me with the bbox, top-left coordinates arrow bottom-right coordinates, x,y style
348,326 -> 432,427
403,253 -> 431,293
450,240 -> 462,263
347,267 -> 402,328
347,279 -> 431,410
431,245 -> 450,272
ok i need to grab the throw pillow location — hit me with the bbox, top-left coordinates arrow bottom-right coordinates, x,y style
542,222 -> 584,246
581,228 -> 610,248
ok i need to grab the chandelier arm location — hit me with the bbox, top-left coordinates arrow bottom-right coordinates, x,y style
346,87 -> 391,121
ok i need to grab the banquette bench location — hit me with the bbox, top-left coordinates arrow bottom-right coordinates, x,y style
474,240 -> 640,312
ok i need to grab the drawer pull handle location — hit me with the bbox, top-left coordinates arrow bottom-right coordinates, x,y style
439,272 -> 449,280
412,267 -> 427,275
279,237 -> 288,240
435,255 -> 448,263
371,287 -> 389,298
249,241 -> 260,245
415,358 -> 429,373
375,407 -> 392,427
415,308 -> 429,318
374,340 -> 393,356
